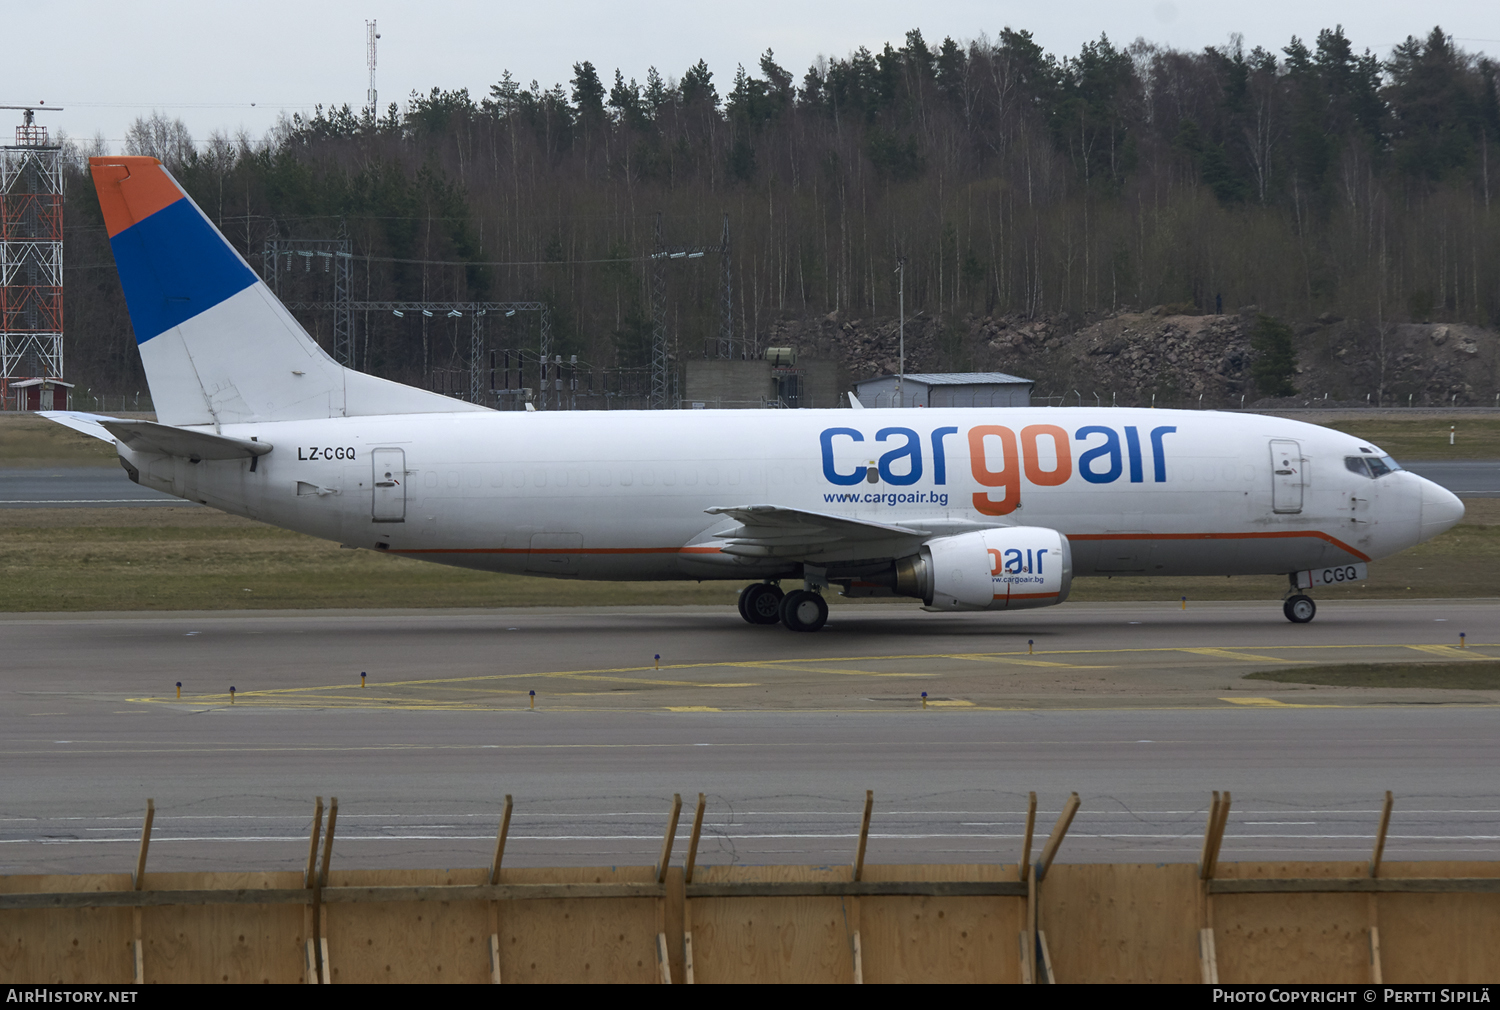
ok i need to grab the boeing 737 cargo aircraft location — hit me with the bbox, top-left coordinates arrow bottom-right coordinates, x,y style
42,157 -> 1465,631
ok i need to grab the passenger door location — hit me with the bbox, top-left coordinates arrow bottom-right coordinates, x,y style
1270,439 -> 1303,514
372,447 -> 406,522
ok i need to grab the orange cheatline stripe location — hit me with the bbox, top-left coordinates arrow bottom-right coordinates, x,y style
89,157 -> 184,238
993,591 -> 1060,600
390,546 -> 724,556
1067,530 -> 1372,563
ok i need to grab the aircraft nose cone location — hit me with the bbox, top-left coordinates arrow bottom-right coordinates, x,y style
1419,477 -> 1464,540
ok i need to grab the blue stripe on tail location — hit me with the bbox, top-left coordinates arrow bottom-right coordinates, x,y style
109,198 -> 258,344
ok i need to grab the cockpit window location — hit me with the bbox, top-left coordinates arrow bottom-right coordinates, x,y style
1347,454 -> 1400,478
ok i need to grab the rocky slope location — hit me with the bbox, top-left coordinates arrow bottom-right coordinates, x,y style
762,308 -> 1500,408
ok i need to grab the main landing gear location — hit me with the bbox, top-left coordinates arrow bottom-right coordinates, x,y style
737,582 -> 829,632
737,582 -> 783,625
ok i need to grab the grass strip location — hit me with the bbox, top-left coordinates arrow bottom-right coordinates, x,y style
1246,661 -> 1500,690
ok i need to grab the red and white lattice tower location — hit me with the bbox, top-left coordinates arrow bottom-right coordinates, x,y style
1,106 -> 65,404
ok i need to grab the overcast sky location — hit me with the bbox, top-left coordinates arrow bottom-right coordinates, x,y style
5,1 -> 1498,150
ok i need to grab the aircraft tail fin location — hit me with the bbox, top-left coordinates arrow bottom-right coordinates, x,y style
90,156 -> 486,426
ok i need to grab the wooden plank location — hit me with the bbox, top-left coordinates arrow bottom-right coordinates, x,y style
132,909 -> 143,985
328,882 -> 668,902
853,790 -> 873,882
1370,791 -> 1394,878
132,799 -> 154,891
1209,878 -> 1500,894
1026,862 -> 1038,983
320,867 -> 498,984
682,793 -> 705,985
684,880 -> 1028,898
1199,927 -> 1219,984
679,865 -> 856,983
318,906 -> 330,984
1214,891 -> 1369,983
853,863 -> 1024,984
656,932 -> 671,983
660,866 -> 684,984
1358,860 -> 1500,984
1034,793 -> 1080,881
489,866 -> 666,984
1017,931 -> 1033,985
0,873 -> 135,983
1202,791 -> 1232,880
488,795 -> 513,886
318,797 -> 338,888
303,797 -> 323,983
684,793 -> 706,885
0,888 -> 316,910
656,794 -> 682,885
1019,792 -> 1037,882
1037,929 -> 1055,983
1040,863 -> 1202,983
304,798 -> 323,888
131,872 -> 309,984
1198,792 -> 1221,880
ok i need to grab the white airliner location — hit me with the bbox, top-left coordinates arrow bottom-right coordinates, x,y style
43,157 -> 1464,631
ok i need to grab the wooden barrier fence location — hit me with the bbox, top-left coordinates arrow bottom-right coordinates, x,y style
2,791 -> 1496,983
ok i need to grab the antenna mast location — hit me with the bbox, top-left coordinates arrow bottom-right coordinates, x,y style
365,20 -> 379,118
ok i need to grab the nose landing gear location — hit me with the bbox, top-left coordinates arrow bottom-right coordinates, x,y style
1282,572 -> 1317,623
1283,593 -> 1316,623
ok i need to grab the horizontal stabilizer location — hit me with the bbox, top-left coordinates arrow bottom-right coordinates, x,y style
35,410 -> 118,444
101,419 -> 271,460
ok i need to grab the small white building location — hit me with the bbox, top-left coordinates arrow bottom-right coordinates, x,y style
854,371 -> 1032,408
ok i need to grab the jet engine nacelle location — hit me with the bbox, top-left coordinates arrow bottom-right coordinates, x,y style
894,527 -> 1073,611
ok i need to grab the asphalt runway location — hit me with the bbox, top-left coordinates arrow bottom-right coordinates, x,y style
0,458 -> 1494,507
0,466 -> 186,507
1,602 -> 1496,876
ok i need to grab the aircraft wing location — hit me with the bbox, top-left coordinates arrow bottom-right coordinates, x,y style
704,504 -> 936,560
37,411 -> 271,461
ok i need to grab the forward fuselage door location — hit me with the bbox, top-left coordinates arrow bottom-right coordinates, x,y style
1270,439 -> 1303,514
372,447 -> 407,522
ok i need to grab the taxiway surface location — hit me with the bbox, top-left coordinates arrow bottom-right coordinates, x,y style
2,602 -> 1496,875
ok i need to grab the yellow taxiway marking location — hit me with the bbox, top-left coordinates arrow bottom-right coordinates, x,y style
127,641 -> 1500,710
1220,697 -> 1336,708
1182,648 -> 1296,664
733,663 -> 934,678
943,652 -> 1109,669
665,706 -> 721,712
926,699 -> 975,707
1404,645 -> 1488,660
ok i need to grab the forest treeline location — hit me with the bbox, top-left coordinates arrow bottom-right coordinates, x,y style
58,24 -> 1500,395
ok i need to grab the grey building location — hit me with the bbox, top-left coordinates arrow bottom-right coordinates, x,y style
854,371 -> 1033,408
